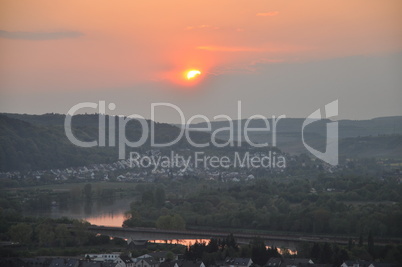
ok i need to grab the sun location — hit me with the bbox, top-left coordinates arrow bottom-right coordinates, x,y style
186,70 -> 201,80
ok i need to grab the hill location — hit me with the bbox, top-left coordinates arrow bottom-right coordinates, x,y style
1,113 -> 401,171
188,116 -> 402,156
0,113 -> 216,171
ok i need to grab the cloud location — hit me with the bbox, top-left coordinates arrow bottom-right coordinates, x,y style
185,25 -> 220,30
197,46 -> 263,52
196,44 -> 303,53
0,30 -> 84,40
249,58 -> 285,66
256,11 -> 279,17
213,58 -> 285,75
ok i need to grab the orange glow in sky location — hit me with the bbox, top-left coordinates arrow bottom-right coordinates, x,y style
1,0 -> 400,93
0,0 -> 401,119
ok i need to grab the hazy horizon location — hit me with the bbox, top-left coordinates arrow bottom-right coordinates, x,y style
2,111 -> 402,125
1,1 -> 401,123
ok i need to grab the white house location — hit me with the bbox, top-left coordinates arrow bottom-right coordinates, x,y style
115,256 -> 134,267
85,253 -> 120,262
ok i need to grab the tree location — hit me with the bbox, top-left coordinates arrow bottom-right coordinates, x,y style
142,189 -> 154,206
8,223 -> 32,244
171,214 -> 186,230
55,224 -> 71,247
311,209 -> 330,233
72,220 -> 89,246
207,238 -> 219,253
368,231 -> 375,259
185,241 -> 207,260
333,246 -> 349,266
351,246 -> 372,261
359,234 -> 363,246
319,243 -> 333,264
202,253 -> 216,267
251,238 -> 269,266
225,233 -> 238,250
123,208 -> 143,227
166,251 -> 175,261
348,238 -> 353,251
310,243 -> 321,260
155,186 -> 166,208
83,183 -> 92,200
267,247 -> 280,260
156,214 -> 186,230
37,223 -> 55,247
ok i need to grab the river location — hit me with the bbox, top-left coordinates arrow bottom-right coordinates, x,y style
22,197 -> 297,253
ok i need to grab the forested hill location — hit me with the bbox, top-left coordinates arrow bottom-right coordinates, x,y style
189,116 -> 402,138
1,113 -> 401,172
0,113 -> 216,172
0,114 -> 117,171
188,116 -> 402,156
339,135 -> 402,159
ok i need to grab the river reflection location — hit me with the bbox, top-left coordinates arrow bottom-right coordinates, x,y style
150,240 -> 296,254
86,213 -> 127,227
151,239 -> 211,247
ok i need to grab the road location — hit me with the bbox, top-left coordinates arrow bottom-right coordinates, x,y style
84,225 -> 402,249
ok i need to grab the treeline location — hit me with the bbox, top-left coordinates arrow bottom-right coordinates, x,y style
7,219 -> 93,247
124,176 -> 402,237
1,183 -> 137,216
300,239 -> 402,266
0,210 -> 126,248
184,235 -> 280,266
185,235 -> 402,266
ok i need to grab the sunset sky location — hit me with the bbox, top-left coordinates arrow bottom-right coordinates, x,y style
1,0 -> 401,122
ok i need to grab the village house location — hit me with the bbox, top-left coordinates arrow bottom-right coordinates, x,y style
85,253 -> 120,262
224,258 -> 253,267
147,251 -> 178,263
134,257 -> 160,267
341,260 -> 394,267
265,258 -> 283,267
280,258 -> 314,267
49,258 -> 80,267
115,256 -> 134,267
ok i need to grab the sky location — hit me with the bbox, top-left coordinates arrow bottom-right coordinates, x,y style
1,0 -> 401,123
